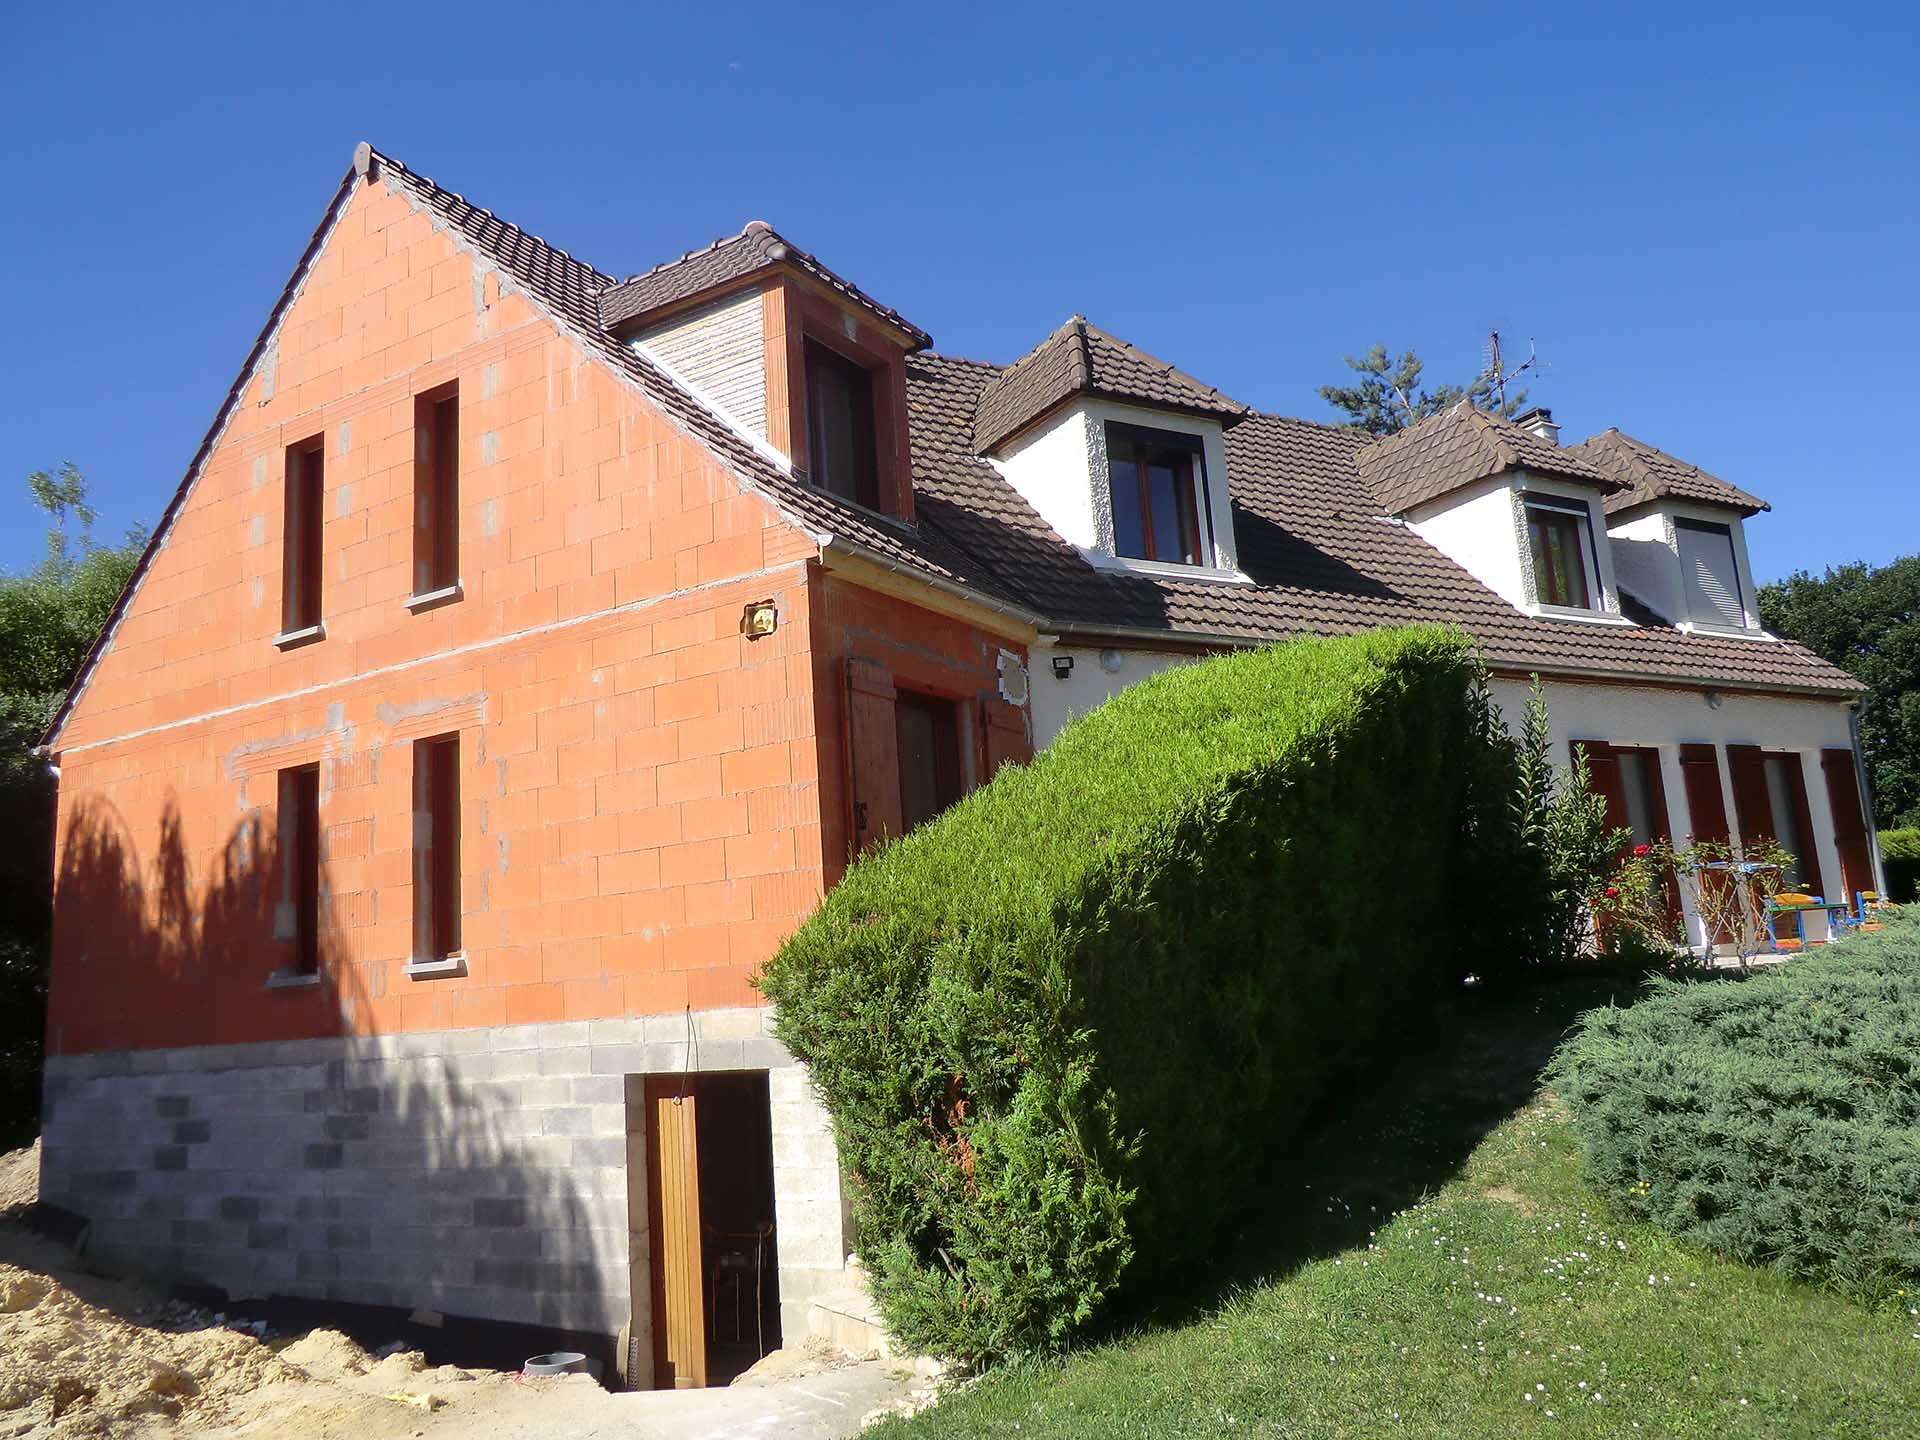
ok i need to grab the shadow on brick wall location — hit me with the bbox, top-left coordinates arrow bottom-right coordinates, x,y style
43,795 -> 626,1350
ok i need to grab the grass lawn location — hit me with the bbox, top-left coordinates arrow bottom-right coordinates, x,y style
871,976 -> 1920,1439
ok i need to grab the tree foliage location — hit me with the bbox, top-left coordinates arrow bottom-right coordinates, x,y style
1318,344 -> 1530,436
0,467 -> 144,1140
1759,556 -> 1920,828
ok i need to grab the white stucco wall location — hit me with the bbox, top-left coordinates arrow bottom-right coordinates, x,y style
1029,643 -> 1192,743
988,399 -> 1241,575
1407,472 -> 1624,621
1032,642 -> 1870,947
1489,678 -> 1861,942
991,407 -> 1100,548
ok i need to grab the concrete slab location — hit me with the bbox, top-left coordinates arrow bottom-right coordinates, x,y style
611,1358 -> 913,1440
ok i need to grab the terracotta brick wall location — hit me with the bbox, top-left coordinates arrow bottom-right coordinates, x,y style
809,572 -> 1033,880
46,173 -> 830,1054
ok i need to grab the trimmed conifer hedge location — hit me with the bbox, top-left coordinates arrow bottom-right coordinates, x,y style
759,626 -> 1514,1360
1552,912 -> 1920,1300
1881,827 -> 1920,902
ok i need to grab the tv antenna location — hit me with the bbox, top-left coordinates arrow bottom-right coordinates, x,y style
1481,329 -> 1541,408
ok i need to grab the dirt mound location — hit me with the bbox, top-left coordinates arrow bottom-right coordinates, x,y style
0,1142 -> 38,1213
0,1258 -> 302,1434
278,1327 -> 374,1381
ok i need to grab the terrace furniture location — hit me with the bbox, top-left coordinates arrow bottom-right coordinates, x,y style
706,1220 -> 774,1357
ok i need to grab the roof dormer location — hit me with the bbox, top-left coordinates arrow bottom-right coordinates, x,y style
1359,404 -> 1632,622
602,222 -> 928,522
1572,428 -> 1770,635
974,317 -> 1251,578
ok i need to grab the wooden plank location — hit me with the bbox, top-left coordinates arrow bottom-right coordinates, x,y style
646,1078 -> 705,1389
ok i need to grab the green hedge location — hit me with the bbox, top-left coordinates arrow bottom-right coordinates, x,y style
1881,827 -> 1920,903
759,627 -> 1515,1361
1551,912 -> 1920,1300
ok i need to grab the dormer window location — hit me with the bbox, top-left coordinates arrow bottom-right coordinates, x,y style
1106,423 -> 1208,566
804,338 -> 881,510
1524,494 -> 1600,611
1675,517 -> 1745,627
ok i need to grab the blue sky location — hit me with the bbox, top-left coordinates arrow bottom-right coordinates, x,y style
3,2 -> 1914,584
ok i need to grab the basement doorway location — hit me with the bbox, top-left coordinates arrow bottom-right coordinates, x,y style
640,1071 -> 782,1388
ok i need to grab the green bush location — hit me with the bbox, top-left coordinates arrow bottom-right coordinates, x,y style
759,627 -> 1519,1361
1881,827 -> 1920,903
1551,912 -> 1920,1300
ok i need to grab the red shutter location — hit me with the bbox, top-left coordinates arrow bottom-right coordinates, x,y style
844,657 -> 902,855
1725,744 -> 1773,850
1821,748 -> 1876,902
1572,740 -> 1631,838
1677,743 -> 1730,844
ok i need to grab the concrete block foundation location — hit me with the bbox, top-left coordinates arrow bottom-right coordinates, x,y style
39,1005 -> 847,1358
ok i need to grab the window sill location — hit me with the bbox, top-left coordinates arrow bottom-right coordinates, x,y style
404,581 -> 464,613
272,623 -> 326,650
403,953 -> 467,980
1526,605 -> 1635,627
265,969 -> 322,991
1079,550 -> 1252,584
1676,620 -> 1773,642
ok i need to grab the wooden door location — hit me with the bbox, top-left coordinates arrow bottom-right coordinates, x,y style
645,1077 -> 705,1389
1821,748 -> 1876,903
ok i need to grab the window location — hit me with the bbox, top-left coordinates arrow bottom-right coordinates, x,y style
804,339 -> 879,510
1675,518 -> 1744,627
1616,749 -> 1663,850
1524,496 -> 1598,610
414,735 -> 462,962
282,435 -> 325,633
413,384 -> 459,598
1763,753 -> 1811,890
278,764 -> 321,975
1105,424 -> 1208,565
894,692 -> 963,833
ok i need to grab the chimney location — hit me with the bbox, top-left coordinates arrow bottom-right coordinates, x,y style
1513,406 -> 1559,446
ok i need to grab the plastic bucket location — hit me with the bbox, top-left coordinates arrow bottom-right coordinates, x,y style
523,1350 -> 589,1377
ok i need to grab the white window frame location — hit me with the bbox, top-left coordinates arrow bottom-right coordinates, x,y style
1520,490 -> 1611,618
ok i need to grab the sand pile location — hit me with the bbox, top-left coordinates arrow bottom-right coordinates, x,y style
0,1259 -> 305,1435
0,1142 -> 38,1213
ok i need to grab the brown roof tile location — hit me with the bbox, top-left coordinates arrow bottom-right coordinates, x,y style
908,357 -> 1858,696
972,316 -> 1249,453
1357,404 -> 1624,515
598,221 -> 930,348
1571,428 -> 1770,516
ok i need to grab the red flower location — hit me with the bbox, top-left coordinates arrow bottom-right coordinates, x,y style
1633,844 -> 1651,856
1604,886 -> 1620,898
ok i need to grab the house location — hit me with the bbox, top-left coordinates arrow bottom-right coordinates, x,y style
36,144 -> 1877,1387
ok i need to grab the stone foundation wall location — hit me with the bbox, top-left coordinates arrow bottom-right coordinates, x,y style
38,1006 -> 844,1352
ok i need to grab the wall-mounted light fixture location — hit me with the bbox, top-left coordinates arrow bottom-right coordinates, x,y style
1050,654 -> 1074,680
740,599 -> 778,639
1703,689 -> 1724,710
